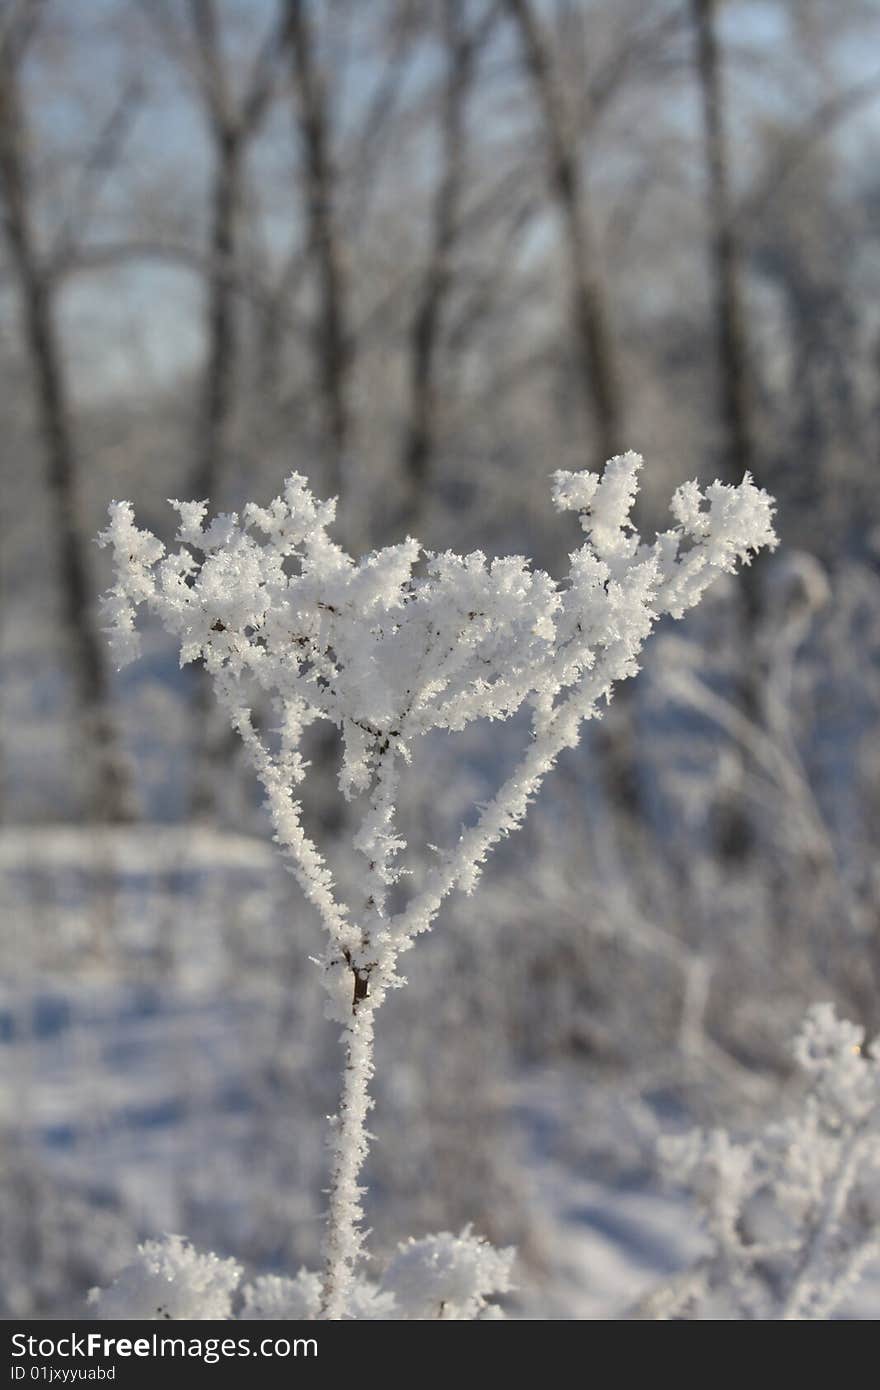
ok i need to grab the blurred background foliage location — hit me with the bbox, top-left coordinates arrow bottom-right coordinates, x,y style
1,0 -> 880,1317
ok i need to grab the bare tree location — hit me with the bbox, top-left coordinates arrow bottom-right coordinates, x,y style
190,0 -> 283,500
284,0 -> 352,502
138,0 -> 285,820
395,0 -> 493,534
190,1 -> 285,819
691,0 -> 763,859
691,0 -> 754,486
505,0 -> 625,469
0,2 -> 134,822
142,0 -> 284,501
504,0 -> 647,835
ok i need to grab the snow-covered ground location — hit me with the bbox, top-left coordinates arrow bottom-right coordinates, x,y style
0,826 -> 703,1318
2,825 -> 878,1320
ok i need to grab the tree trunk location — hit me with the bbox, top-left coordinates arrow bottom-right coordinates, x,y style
692,0 -> 761,860
397,0 -> 475,535
189,125 -> 245,822
506,0 -> 624,469
692,0 -> 755,489
0,45 -> 133,823
285,0 -> 352,503
192,127 -> 242,500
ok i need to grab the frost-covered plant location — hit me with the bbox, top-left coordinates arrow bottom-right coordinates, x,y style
87,1235 -> 241,1320
89,1229 -> 513,1321
98,452 -> 776,1317
648,1004 -> 880,1320
380,1229 -> 514,1319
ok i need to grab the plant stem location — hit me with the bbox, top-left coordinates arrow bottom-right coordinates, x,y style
319,1002 -> 376,1319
